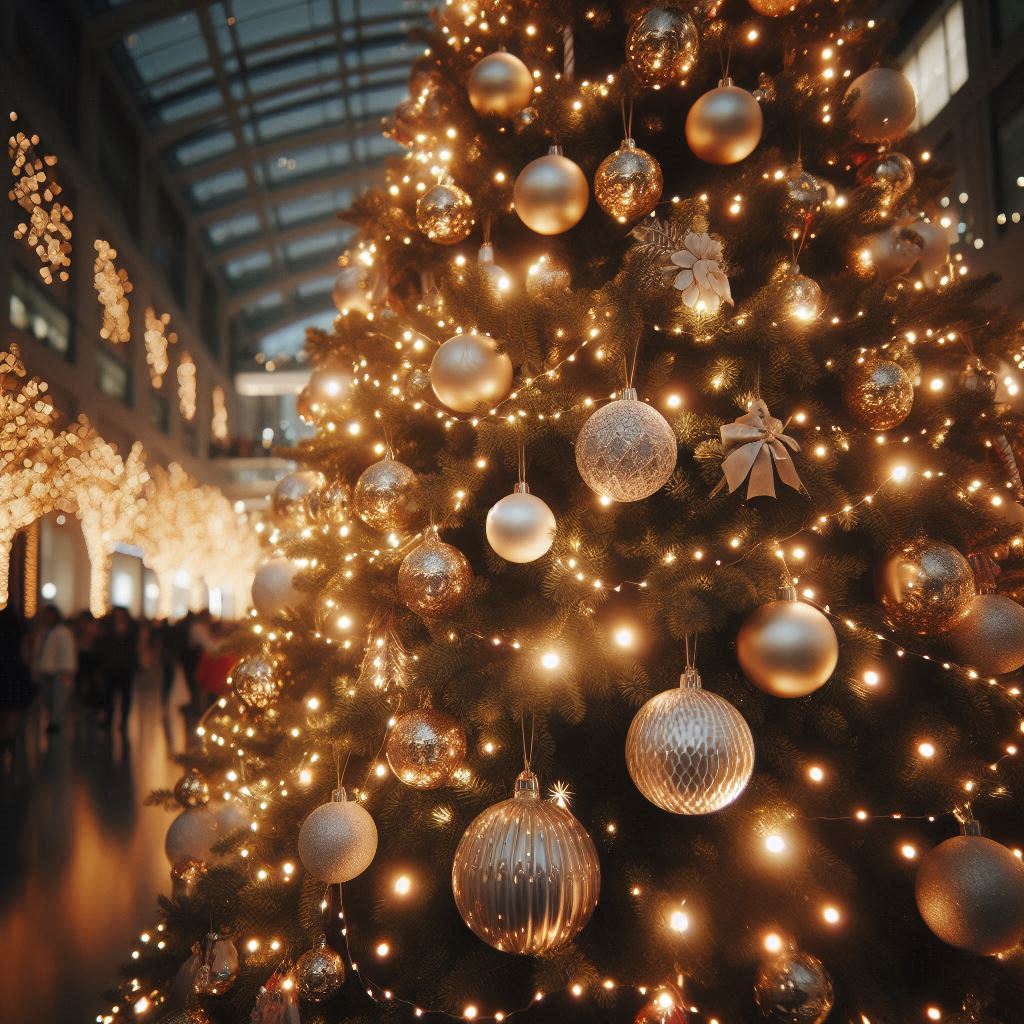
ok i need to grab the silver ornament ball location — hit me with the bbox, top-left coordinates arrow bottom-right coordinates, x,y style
485,483 -> 556,563
252,556 -> 303,620
297,788 -> 378,884
166,807 -> 220,866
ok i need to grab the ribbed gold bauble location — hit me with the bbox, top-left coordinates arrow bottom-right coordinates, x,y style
451,769 -> 600,955
386,708 -> 467,788
877,538 -> 976,635
594,138 -> 663,223
685,78 -> 763,164
625,6 -> 699,86
467,51 -> 534,117
297,787 -> 378,883
174,768 -> 210,808
485,482 -> 557,563
948,594 -> 1024,675
272,470 -> 325,522
843,358 -> 914,429
353,457 -> 421,532
398,530 -> 472,618
295,935 -> 345,1003
429,331 -> 514,413
513,146 -> 589,235
748,0 -> 799,13
416,181 -> 475,244
754,950 -> 834,1024
251,556 -> 303,620
845,67 -> 917,143
231,651 -> 285,710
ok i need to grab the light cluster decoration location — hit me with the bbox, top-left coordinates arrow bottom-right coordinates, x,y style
143,307 -> 177,388
93,239 -> 132,343
211,385 -> 229,441
177,352 -> 197,421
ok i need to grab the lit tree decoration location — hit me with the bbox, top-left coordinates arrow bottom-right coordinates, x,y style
177,351 -> 197,421
143,307 -> 177,388
93,239 -> 133,343
211,385 -> 229,442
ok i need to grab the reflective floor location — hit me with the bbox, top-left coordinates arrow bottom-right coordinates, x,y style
0,671 -> 189,1024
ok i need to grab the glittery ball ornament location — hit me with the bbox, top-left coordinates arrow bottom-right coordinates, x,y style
309,476 -> 351,526
272,470 -> 325,523
845,67 -> 917,143
685,78 -> 763,165
513,146 -> 589,235
781,266 -> 823,324
451,769 -> 600,955
948,595 -> 1024,676
193,932 -> 239,996
843,358 -> 914,430
231,650 -> 285,710
301,363 -> 354,424
485,482 -> 556,563
784,162 -> 829,225
860,151 -> 914,202
298,787 -> 378,884
754,950 -> 834,1024
594,138 -> 663,223
625,7 -> 699,86
576,387 -> 677,502
416,180 -> 475,245
467,51 -> 534,118
916,822 -> 1024,955
166,807 -> 221,866
626,666 -> 755,814
252,556 -> 303,620
430,331 -> 514,413
877,538 -> 976,635
174,768 -> 210,808
295,935 -> 345,1003
526,254 -> 571,299
398,529 -> 472,618
386,707 -> 467,789
251,970 -> 301,1024
353,457 -> 421,532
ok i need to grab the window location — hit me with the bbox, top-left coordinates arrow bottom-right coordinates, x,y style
96,348 -> 132,404
902,1 -> 969,128
993,66 -> 1024,223
996,0 -> 1024,43
9,266 -> 73,358
154,187 -> 187,308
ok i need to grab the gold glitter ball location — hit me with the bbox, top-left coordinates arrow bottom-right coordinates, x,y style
416,181 -> 475,245
843,358 -> 914,430
594,139 -> 663,223
877,538 -> 976,635
295,935 -> 345,1003
353,457 -> 421,532
398,530 -> 472,618
386,708 -> 467,788
626,6 -> 699,85
231,651 -> 285,710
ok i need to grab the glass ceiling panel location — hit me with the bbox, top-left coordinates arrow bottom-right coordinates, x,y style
191,168 -> 249,207
225,250 -> 274,280
207,211 -> 262,248
297,275 -> 336,299
174,127 -> 236,166
158,86 -> 222,125
274,187 -> 355,228
285,229 -> 350,264
259,309 -> 335,357
123,12 -> 202,83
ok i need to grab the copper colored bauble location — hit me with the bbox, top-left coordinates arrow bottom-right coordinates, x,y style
513,146 -> 589,235
298,787 -> 378,883
910,218 -> 950,288
948,594 -> 1024,675
576,387 -> 677,502
877,538 -> 976,635
302,363 -> 353,422
594,138 -> 663,223
353,457 -> 421,532
485,482 -> 557,563
845,67 -> 917,143
467,51 -> 534,118
231,650 -> 285,710
386,707 -> 467,788
295,935 -> 345,1003
331,263 -> 377,316
625,7 -> 699,86
251,971 -> 301,1024
170,858 -> 208,900
784,162 -> 829,224
272,470 -> 325,522
754,950 -> 834,1024
843,359 -> 914,430
626,666 -> 755,814
737,588 -> 838,698
526,254 -> 571,298
860,151 -> 915,201
309,477 -> 351,526
781,267 -> 823,324
685,78 -> 763,165
398,530 -> 472,618
193,931 -> 239,995
916,825 -> 1024,954
451,769 -> 600,955
416,181 -> 475,244
174,768 -> 209,808
430,331 -> 514,413
166,807 -> 220,866
859,224 -> 924,281
252,556 -> 302,620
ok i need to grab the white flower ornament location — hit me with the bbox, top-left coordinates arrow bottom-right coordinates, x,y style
671,231 -> 733,314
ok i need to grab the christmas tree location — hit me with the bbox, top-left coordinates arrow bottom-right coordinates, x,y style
111,2 -> 1024,1023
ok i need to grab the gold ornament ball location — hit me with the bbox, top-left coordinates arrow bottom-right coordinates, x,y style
304,364 -> 354,422
513,148 -> 589,235
877,538 -> 976,635
685,79 -> 763,165
429,332 -> 514,413
386,708 -> 467,789
916,832 -> 1024,955
309,476 -> 351,525
948,594 -> 1024,676
485,483 -> 557,563
166,807 -> 220,866
737,593 -> 838,698
626,667 -> 754,814
625,6 -> 699,86
859,225 -> 924,281
332,264 -> 373,315
398,531 -> 472,618
594,138 -> 663,223
295,935 -> 345,1003
576,388 -> 677,502
845,67 -> 917,143
174,768 -> 210,808
467,51 -> 534,118
526,254 -> 571,298
860,151 -> 915,200
451,769 -> 600,955
298,788 -> 378,884
754,950 -> 834,1024
781,268 -> 823,324
252,556 -> 303,620
416,181 -> 475,245
231,651 -> 285,711
353,457 -> 421,532
843,359 -> 914,430
272,469 -> 325,523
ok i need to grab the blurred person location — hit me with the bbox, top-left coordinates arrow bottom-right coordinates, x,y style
196,620 -> 239,702
98,606 -> 140,731
0,604 -> 33,755
32,604 -> 76,733
187,609 -> 216,711
73,610 -> 102,708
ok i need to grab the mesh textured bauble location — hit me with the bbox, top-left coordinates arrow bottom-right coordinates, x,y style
430,332 -> 514,413
576,389 -> 677,502
386,708 -> 467,789
526,254 -> 571,299
626,668 -> 754,814
416,182 -> 475,244
193,932 -> 239,996
231,651 -> 285,710
843,359 -> 914,430
485,485 -> 557,563
467,51 -> 534,117
252,557 -> 302,620
451,770 -> 600,955
754,951 -> 834,1024
845,67 -> 917,143
309,476 -> 351,526
877,538 -> 976,635
513,148 -> 589,235
174,768 -> 209,808
737,594 -> 838,698
594,139 -> 663,223
166,807 -> 220,866
272,470 -> 325,523
353,458 -> 421,532
948,594 -> 1024,675
685,80 -> 763,165
295,935 -> 345,1003
625,7 -> 699,85
398,531 -> 472,618
781,269 -> 823,324
297,789 -> 378,884
916,832 -> 1024,954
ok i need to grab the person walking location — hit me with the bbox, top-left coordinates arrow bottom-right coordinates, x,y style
31,604 -> 76,734
98,606 -> 140,731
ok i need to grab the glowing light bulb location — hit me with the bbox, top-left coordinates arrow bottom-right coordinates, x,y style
541,651 -> 560,670
901,843 -> 918,860
918,741 -> 936,758
394,875 -> 412,896
376,942 -> 390,957
613,626 -> 635,648
669,910 -> 690,933
765,834 -> 786,855
822,904 -> 841,925
764,932 -> 783,953
807,765 -> 825,783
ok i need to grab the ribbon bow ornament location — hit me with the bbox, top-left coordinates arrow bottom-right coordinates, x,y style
717,400 -> 804,499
